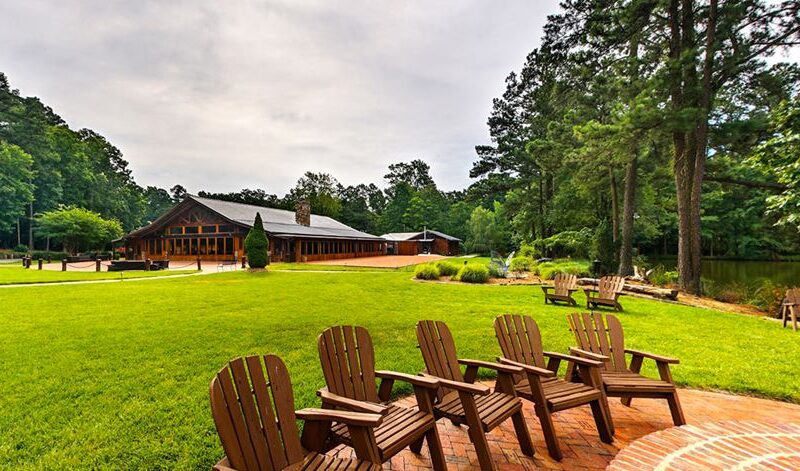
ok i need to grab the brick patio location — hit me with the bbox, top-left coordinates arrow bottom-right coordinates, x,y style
330,381 -> 800,470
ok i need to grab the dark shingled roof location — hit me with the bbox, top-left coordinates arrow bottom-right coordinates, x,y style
124,195 -> 383,241
380,230 -> 461,242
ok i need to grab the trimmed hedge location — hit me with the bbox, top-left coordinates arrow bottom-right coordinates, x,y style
456,263 -> 490,283
414,263 -> 440,280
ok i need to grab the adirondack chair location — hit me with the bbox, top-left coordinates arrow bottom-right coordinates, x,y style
780,288 -> 800,331
494,314 -> 613,460
416,320 -> 534,471
567,313 -> 686,426
542,273 -> 578,306
316,326 -> 446,471
583,276 -> 625,311
209,354 -> 385,471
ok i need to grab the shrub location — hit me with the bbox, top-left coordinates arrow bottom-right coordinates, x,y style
487,263 -> 505,278
509,255 -> 533,273
749,279 -> 787,313
591,220 -> 617,275
518,242 -> 540,259
435,261 -> 459,277
13,244 -> 28,253
649,267 -> 678,287
414,263 -> 440,280
536,259 -> 591,280
456,263 -> 490,283
245,212 -> 269,268
30,251 -> 68,261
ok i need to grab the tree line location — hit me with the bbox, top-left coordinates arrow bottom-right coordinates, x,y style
468,0 -> 800,293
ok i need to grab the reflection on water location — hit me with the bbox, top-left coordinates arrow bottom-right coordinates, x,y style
657,259 -> 800,286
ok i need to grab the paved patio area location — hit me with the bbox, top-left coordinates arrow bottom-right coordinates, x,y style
331,382 -> 800,470
307,255 -> 446,268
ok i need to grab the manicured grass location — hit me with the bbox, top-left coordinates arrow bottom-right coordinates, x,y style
0,265 -> 199,285
0,270 -> 798,468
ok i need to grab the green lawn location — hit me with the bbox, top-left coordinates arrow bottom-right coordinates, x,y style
0,269 -> 798,468
0,264 -> 198,285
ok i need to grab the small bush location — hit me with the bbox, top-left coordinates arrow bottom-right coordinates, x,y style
435,261 -> 459,277
536,259 -> 591,280
518,242 -> 540,259
456,263 -> 490,283
509,256 -> 532,273
649,267 -> 679,286
13,244 -> 28,253
30,251 -> 68,261
415,263 -> 440,280
487,263 -> 505,278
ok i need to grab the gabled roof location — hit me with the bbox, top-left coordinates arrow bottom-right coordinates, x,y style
124,195 -> 383,241
380,230 -> 461,242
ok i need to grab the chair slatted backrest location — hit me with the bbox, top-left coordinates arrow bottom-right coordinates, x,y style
786,288 -> 800,305
567,313 -> 627,372
598,276 -> 625,299
210,355 -> 304,471
554,273 -> 578,297
416,320 -> 464,400
494,314 -> 546,371
318,326 -> 380,403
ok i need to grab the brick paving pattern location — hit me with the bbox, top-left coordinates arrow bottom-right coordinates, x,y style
329,381 -> 800,470
608,420 -> 800,471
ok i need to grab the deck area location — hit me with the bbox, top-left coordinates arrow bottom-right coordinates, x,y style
331,382 -> 800,470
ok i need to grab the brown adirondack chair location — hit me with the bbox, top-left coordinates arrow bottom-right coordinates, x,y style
583,276 -> 625,311
494,314 -> 613,460
416,320 -> 534,471
567,313 -> 686,426
780,288 -> 800,331
316,326 -> 446,471
209,354 -> 385,471
542,273 -> 578,306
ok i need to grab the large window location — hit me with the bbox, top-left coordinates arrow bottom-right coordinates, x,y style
185,226 -> 199,234
201,225 -> 217,234
169,227 -> 183,235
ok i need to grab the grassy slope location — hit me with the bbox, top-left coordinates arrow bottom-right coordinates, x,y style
0,265 -> 198,285
0,270 -> 798,468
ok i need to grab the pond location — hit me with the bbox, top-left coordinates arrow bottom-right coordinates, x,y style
656,258 -> 800,286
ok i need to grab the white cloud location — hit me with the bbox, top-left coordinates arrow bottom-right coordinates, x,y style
0,1 -> 560,193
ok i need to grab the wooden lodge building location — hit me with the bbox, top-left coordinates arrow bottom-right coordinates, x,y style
381,230 -> 461,256
120,195 -> 385,263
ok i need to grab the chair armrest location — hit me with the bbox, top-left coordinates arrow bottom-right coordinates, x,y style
458,358 -> 523,374
625,349 -> 679,364
541,286 -> 554,292
583,287 -> 598,292
543,351 -> 603,368
420,373 -> 490,395
569,347 -> 610,362
296,408 -> 383,427
375,370 -> 439,389
497,357 -> 555,378
317,389 -> 390,415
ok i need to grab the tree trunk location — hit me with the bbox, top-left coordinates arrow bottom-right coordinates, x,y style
609,166 -> 619,244
16,218 -> 21,246
28,202 -> 33,252
618,154 -> 638,276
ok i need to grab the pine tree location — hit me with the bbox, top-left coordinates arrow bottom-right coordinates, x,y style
245,212 -> 269,268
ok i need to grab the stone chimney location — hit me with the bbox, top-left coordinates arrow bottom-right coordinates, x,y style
295,200 -> 311,226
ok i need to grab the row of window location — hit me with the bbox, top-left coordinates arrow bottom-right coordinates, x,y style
299,240 -> 383,256
146,237 -> 236,256
166,224 -> 236,235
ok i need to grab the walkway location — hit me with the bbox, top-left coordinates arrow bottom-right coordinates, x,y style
331,382 -> 800,470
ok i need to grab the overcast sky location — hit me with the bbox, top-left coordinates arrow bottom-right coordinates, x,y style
0,0 -> 564,194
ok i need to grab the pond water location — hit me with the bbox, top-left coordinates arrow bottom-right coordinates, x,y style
656,258 -> 800,286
